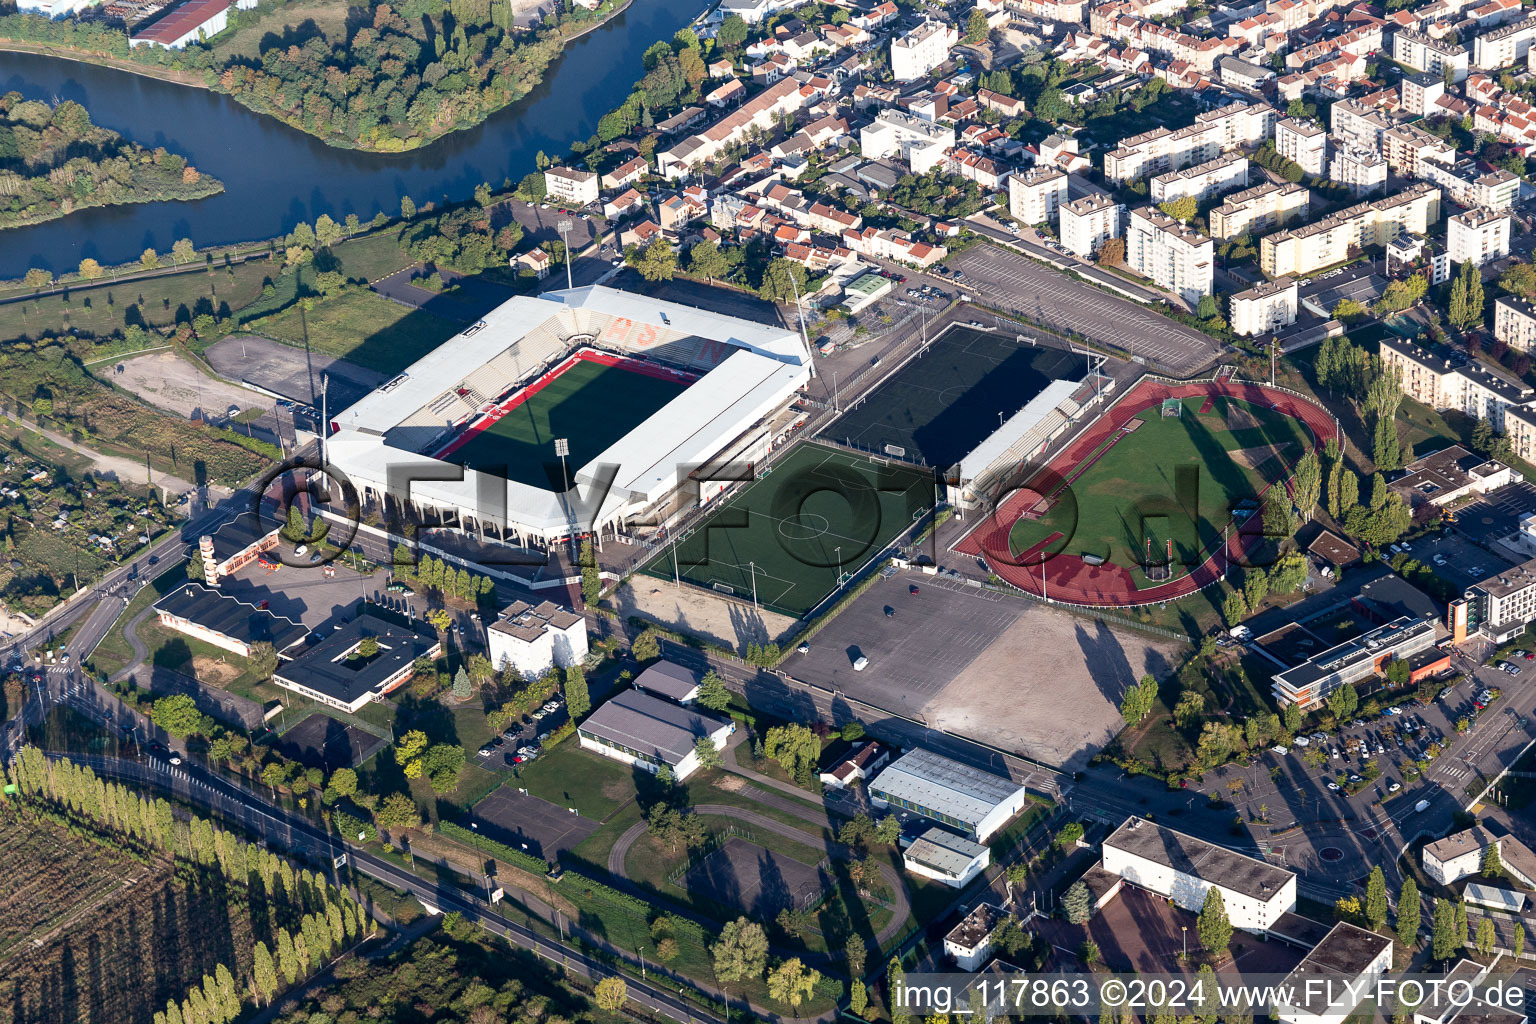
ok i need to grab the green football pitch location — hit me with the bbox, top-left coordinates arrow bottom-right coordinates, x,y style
1008,396 -> 1311,569
642,442 -> 936,618
438,359 -> 688,490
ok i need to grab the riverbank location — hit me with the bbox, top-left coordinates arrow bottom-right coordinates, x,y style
0,39 -> 209,87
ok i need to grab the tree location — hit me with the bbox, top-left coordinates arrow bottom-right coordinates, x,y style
1397,877 -> 1420,949
1196,294 -> 1221,321
965,7 -> 989,41
152,694 -> 209,738
1499,261 -> 1536,298
1482,841 -> 1503,879
718,13 -> 748,47
1293,450 -> 1321,520
171,238 -> 196,264
187,549 -> 206,582
1327,683 -> 1359,722
697,669 -> 730,711
633,238 -> 677,282
767,958 -> 820,1012
1263,485 -> 1294,539
1432,898 -> 1457,960
423,743 -> 465,793
1283,701 -> 1303,736
141,249 -> 159,270
1373,416 -> 1402,472
1476,916 -> 1496,957
632,629 -> 660,662
252,941 -> 279,1005
578,538 -> 600,606
1332,298 -> 1366,324
400,195 -> 416,219
77,258 -> 103,280
694,735 -> 722,770
23,268 -> 52,291
1097,236 -> 1125,266
689,240 -> 732,282
889,957 -> 910,1024
1365,866 -> 1388,930
327,767 -> 358,800
1198,887 -> 1233,954
1174,689 -> 1206,728
713,917 -> 769,981
594,977 -> 628,1011
1221,589 -> 1248,627
764,723 -> 821,784
375,792 -> 421,831
1121,673 -> 1159,726
1515,921 -> 1526,959
563,665 -> 590,720
1158,196 -> 1198,223
247,641 -> 279,680
1062,880 -> 1092,924
759,258 -> 808,303
1339,467 -> 1360,512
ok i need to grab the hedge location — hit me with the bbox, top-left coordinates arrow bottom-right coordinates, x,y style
438,820 -> 551,875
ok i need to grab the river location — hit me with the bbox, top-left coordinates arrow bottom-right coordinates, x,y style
0,0 -> 703,279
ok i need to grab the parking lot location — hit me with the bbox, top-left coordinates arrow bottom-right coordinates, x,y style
1454,481 -> 1536,544
949,244 -> 1222,375
786,569 -> 1180,769
1402,530 -> 1516,593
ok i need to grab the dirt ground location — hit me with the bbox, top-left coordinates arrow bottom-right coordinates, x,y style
1229,443 -> 1294,472
108,350 -> 269,420
189,654 -> 240,687
919,602 -> 1186,770
612,578 -> 798,653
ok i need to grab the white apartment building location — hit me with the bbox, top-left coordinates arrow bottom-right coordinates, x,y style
1420,157 -> 1521,211
1104,100 -> 1273,184
859,109 -> 956,173
1328,145 -> 1387,197
1260,183 -> 1440,278
1447,207 -> 1511,266
1276,118 -> 1327,176
1380,335 -> 1534,432
1275,923 -> 1394,1024
1394,28 -> 1470,81
1209,181 -> 1309,240
657,77 -> 813,177
1423,826 -> 1536,885
1060,193 -> 1124,257
1474,14 -> 1536,69
1150,153 -> 1249,204
1127,206 -> 1214,304
487,599 -> 590,677
1331,98 -> 1398,151
1495,295 -> 1536,351
1102,816 -> 1297,934
1464,558 -> 1536,641
1400,71 -> 1446,115
544,166 -> 600,206
1230,277 -> 1298,336
1008,166 -> 1069,225
1383,124 -> 1455,177
891,19 -> 958,81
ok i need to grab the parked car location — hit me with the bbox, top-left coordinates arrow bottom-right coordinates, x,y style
853,655 -> 870,671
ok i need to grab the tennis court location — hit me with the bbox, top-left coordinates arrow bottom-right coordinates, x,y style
824,325 -> 1084,468
641,442 -> 935,618
436,353 -> 690,489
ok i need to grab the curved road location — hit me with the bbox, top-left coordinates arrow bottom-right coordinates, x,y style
608,804 -> 913,957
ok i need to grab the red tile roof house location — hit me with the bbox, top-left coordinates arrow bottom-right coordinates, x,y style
819,742 -> 891,789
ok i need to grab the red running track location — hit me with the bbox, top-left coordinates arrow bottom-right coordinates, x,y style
955,377 -> 1338,608
433,348 -> 698,459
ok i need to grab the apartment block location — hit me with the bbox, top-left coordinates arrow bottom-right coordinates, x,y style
1008,166 -> 1069,225
1060,193 -> 1124,258
658,77 -> 814,176
1276,118 -> 1327,176
1419,157 -> 1520,210
892,19 -> 957,81
1380,335 -> 1534,432
1127,206 -> 1214,304
1400,71 -> 1446,115
859,109 -> 955,173
1495,296 -> 1536,352
1447,207 -> 1511,266
1230,277 -> 1298,336
1328,145 -> 1387,196
1331,98 -> 1400,151
1474,14 -> 1536,69
1260,183 -> 1440,278
1209,181 -> 1309,240
1103,101 -> 1272,185
1150,153 -> 1249,204
1382,123 -> 1456,177
1394,28 -> 1470,81
544,166 -> 599,206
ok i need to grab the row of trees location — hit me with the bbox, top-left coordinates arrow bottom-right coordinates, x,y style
392,547 -> 497,602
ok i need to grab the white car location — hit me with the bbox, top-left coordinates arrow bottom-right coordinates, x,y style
1293,736 -> 1311,747
1327,781 -> 1340,791
853,655 -> 870,671
294,544 -> 308,556
1388,782 -> 1401,793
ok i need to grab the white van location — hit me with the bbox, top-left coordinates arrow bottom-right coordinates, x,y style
853,656 -> 870,671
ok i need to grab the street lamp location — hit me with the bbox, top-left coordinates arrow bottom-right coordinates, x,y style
747,560 -> 759,609
557,218 -> 574,290
554,437 -> 576,560
1182,925 -> 1188,961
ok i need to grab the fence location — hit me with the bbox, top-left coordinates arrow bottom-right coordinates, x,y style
665,824 -> 758,886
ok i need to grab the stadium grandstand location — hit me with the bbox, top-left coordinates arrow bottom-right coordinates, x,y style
326,285 -> 813,550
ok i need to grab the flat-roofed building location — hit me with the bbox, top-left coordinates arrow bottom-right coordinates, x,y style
577,688 -> 733,779
154,583 -> 306,659
1464,556 -> 1536,641
544,166 -> 599,207
1332,98 -> 1399,151
1276,118 -> 1327,176
1395,27 -> 1470,81
1423,824 -> 1536,886
1329,145 -> 1387,197
1421,158 -> 1520,211
905,828 -> 992,888
196,510 -> 281,587
1104,121 -> 1223,186
1390,445 -> 1518,513
1261,183 -> 1440,278
1275,922 -> 1394,1024
1150,153 -> 1249,204
860,109 -> 956,173
272,614 -> 441,714
1380,335 -> 1533,431
1008,166 -> 1069,225
892,19 -> 958,80
1209,181 -> 1309,240
1060,193 -> 1124,258
487,599 -> 588,677
1127,206 -> 1213,304
1230,277 -> 1298,336
868,748 -> 1030,843
1401,71 -> 1446,115
1447,208 -> 1511,266
1383,125 -> 1456,178
1474,14 -> 1536,69
1495,295 -> 1536,351
944,903 -> 1004,970
1102,816 -> 1297,933
631,660 -> 703,703
1271,615 -> 1439,709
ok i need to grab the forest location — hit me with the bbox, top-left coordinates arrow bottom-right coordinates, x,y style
0,93 -> 224,229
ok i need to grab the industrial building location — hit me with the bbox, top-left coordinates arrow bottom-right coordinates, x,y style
868,748 -> 1030,843
576,689 -> 733,780
903,827 -> 992,888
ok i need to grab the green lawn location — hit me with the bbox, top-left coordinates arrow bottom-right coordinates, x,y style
440,358 -> 689,488
1009,397 -> 1313,571
248,288 -> 465,375
641,441 -> 935,617
134,618 -> 266,702
513,740 -> 642,821
87,563 -> 188,677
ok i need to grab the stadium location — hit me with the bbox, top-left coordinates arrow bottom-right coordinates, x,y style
326,286 -> 814,549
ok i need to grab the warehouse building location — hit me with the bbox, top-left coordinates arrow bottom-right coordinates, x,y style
577,689 -> 733,780
903,827 -> 992,888
868,748 -> 1030,843
154,583 -> 306,659
1102,816 -> 1296,933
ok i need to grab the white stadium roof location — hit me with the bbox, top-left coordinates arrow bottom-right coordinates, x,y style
953,378 -> 1082,483
327,286 -> 811,541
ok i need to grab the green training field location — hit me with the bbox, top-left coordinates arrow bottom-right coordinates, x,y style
1008,396 -> 1311,569
440,358 -> 688,490
642,442 -> 935,618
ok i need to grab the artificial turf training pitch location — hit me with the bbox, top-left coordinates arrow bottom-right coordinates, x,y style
1006,395 -> 1311,571
642,442 -> 935,618
437,358 -> 689,490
